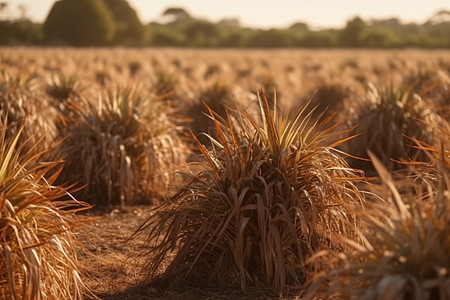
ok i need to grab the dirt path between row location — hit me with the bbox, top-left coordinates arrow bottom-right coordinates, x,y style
77,206 -> 155,299
76,206 -> 292,299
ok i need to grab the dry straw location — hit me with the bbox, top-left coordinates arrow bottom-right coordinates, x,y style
306,131 -> 450,299
0,119 -> 91,299
1,70 -> 58,155
344,82 -> 444,171
136,89 -> 364,291
57,86 -> 189,205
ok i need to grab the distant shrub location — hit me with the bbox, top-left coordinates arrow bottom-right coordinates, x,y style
0,20 -> 43,45
183,20 -> 220,47
246,29 -> 292,48
361,27 -> 401,48
147,24 -> 185,47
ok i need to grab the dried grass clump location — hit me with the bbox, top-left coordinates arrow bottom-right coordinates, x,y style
153,70 -> 179,97
187,79 -> 235,144
0,70 -> 37,96
57,86 -> 189,206
46,73 -> 82,102
406,69 -> 450,105
0,120 -> 91,299
403,69 -> 450,120
137,90 -> 364,291
307,147 -> 450,300
0,71 -> 58,155
344,83 -> 444,171
409,122 -> 450,195
257,74 -> 280,107
308,83 -> 349,122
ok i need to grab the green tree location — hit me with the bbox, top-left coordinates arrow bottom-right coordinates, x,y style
297,30 -> 337,47
162,7 -> 191,24
0,17 -> 42,45
43,0 -> 115,46
289,22 -> 309,31
218,29 -> 247,47
217,18 -> 240,28
102,0 -> 143,45
246,29 -> 292,48
183,20 -> 219,47
361,28 -> 401,47
147,23 -> 184,46
339,16 -> 366,47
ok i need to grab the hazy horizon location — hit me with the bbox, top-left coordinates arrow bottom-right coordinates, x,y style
3,0 -> 449,29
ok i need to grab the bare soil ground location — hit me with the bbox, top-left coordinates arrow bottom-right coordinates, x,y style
77,206 -> 293,300
77,206 -> 151,299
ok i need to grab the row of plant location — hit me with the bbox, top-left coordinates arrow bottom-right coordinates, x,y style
0,54 -> 189,298
0,49 -> 449,298
133,92 -> 450,300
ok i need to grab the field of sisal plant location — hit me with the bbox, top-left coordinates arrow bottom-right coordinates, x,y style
1,48 -> 449,299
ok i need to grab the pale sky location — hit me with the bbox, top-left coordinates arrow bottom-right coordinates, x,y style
3,0 -> 449,29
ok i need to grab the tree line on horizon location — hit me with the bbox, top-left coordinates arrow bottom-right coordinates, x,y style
0,0 -> 449,48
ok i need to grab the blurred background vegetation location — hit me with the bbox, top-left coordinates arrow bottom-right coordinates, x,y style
0,0 -> 449,48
